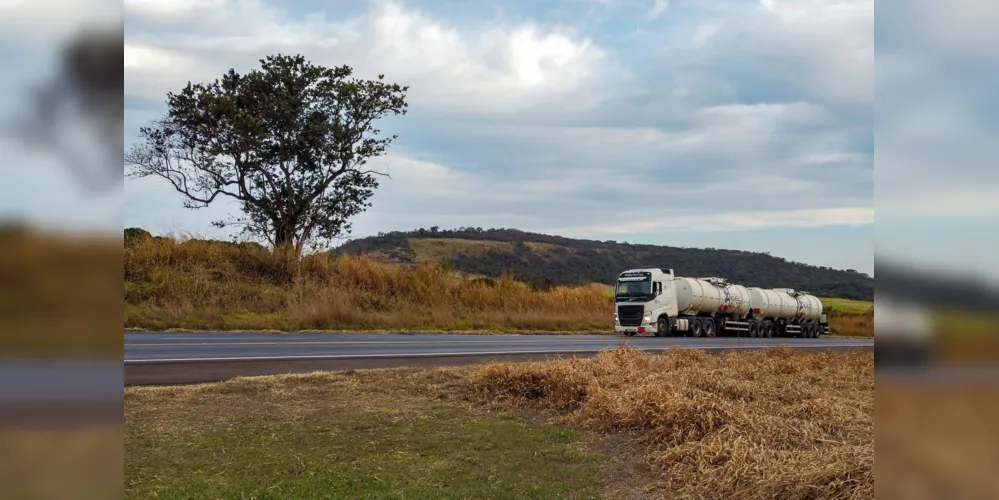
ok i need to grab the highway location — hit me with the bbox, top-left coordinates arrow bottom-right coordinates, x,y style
125,332 -> 873,385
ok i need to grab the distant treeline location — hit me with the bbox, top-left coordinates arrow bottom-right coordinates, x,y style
337,227 -> 875,301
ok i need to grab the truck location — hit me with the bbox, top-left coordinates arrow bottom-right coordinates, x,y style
613,268 -> 828,338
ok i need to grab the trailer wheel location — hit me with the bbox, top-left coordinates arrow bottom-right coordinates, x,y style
762,321 -> 773,338
704,319 -> 716,337
655,317 -> 669,337
748,321 -> 758,338
691,318 -> 703,337
811,324 -> 820,338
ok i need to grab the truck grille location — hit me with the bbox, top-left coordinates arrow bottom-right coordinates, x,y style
617,304 -> 645,327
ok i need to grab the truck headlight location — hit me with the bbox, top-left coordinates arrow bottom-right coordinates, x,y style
614,313 -> 619,324
643,312 -> 653,324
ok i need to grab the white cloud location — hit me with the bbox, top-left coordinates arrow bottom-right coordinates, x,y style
691,21 -> 722,46
124,0 -> 616,118
648,0 -> 669,20
678,0 -> 872,107
0,0 -> 119,45
118,0 -> 875,274
554,207 -> 874,236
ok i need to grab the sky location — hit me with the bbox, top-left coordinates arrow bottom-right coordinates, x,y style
9,0 -> 997,282
117,0 -> 877,276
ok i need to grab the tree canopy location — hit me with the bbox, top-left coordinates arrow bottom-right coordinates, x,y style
125,54 -> 408,254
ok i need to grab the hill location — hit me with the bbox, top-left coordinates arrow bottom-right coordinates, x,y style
337,227 -> 874,301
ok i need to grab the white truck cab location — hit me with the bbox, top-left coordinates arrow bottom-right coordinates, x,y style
613,268 -> 678,336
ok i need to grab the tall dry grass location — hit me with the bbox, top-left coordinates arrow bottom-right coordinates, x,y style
124,234 -> 875,335
828,311 -> 874,337
462,346 -> 874,499
125,235 -> 613,332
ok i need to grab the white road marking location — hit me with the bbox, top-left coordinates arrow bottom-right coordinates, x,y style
127,339 -> 633,347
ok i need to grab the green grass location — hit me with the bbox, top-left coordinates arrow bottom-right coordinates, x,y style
819,297 -> 873,315
125,369 -> 604,499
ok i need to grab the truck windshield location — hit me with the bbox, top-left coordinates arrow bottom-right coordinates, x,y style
616,280 -> 652,296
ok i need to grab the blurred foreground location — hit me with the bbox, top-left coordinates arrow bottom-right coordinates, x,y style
0,1 -> 122,498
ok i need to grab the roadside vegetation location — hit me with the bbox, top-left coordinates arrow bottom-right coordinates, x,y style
126,346 -> 874,499
125,231 -> 874,336
125,232 -> 611,333
125,367 -> 603,499
464,346 -> 874,499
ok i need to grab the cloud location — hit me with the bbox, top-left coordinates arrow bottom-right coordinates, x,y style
119,0 -> 875,272
124,0 -> 619,119
647,0 -> 668,20
0,0 -> 120,45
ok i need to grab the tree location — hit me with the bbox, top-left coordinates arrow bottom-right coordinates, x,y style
124,54 -> 408,254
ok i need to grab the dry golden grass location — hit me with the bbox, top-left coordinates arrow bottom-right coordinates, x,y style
125,235 -> 613,332
828,311 -> 874,337
877,378 -> 999,499
1,224 -> 121,356
461,346 -> 874,499
123,234 -> 873,335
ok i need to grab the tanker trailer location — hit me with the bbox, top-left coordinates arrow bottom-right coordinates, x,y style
743,288 -> 827,338
613,267 -> 826,339
614,269 -> 752,337
672,277 -> 751,337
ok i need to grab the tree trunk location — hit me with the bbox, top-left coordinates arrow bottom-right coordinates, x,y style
273,220 -> 298,257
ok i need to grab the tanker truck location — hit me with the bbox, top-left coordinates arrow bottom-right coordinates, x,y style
613,268 -> 828,338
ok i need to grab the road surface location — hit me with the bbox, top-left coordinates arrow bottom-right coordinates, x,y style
125,332 -> 873,385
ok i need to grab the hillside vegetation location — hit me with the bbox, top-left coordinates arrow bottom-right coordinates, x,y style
338,227 -> 874,301
124,230 -> 610,332
124,229 -> 872,335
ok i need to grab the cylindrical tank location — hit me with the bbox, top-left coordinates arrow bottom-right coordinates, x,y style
748,288 -> 799,319
675,278 -> 749,315
676,277 -> 721,314
725,284 -> 751,316
796,294 -> 823,320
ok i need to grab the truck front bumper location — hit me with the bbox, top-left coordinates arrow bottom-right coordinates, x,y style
615,323 -> 655,336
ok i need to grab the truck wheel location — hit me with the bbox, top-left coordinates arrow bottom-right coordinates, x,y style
811,324 -> 820,338
704,319 -> 716,337
748,321 -> 758,338
762,321 -> 773,338
691,318 -> 703,337
655,317 -> 669,337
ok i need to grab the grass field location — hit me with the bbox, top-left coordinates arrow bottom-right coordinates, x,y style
126,367 -> 603,499
126,347 -> 874,499
820,297 -> 874,315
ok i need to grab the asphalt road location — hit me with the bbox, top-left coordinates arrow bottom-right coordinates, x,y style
125,332 -> 873,385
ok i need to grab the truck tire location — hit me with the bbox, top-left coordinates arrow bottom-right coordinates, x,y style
655,317 -> 669,337
691,318 -> 703,337
704,319 -> 716,337
763,320 -> 773,338
748,321 -> 758,338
